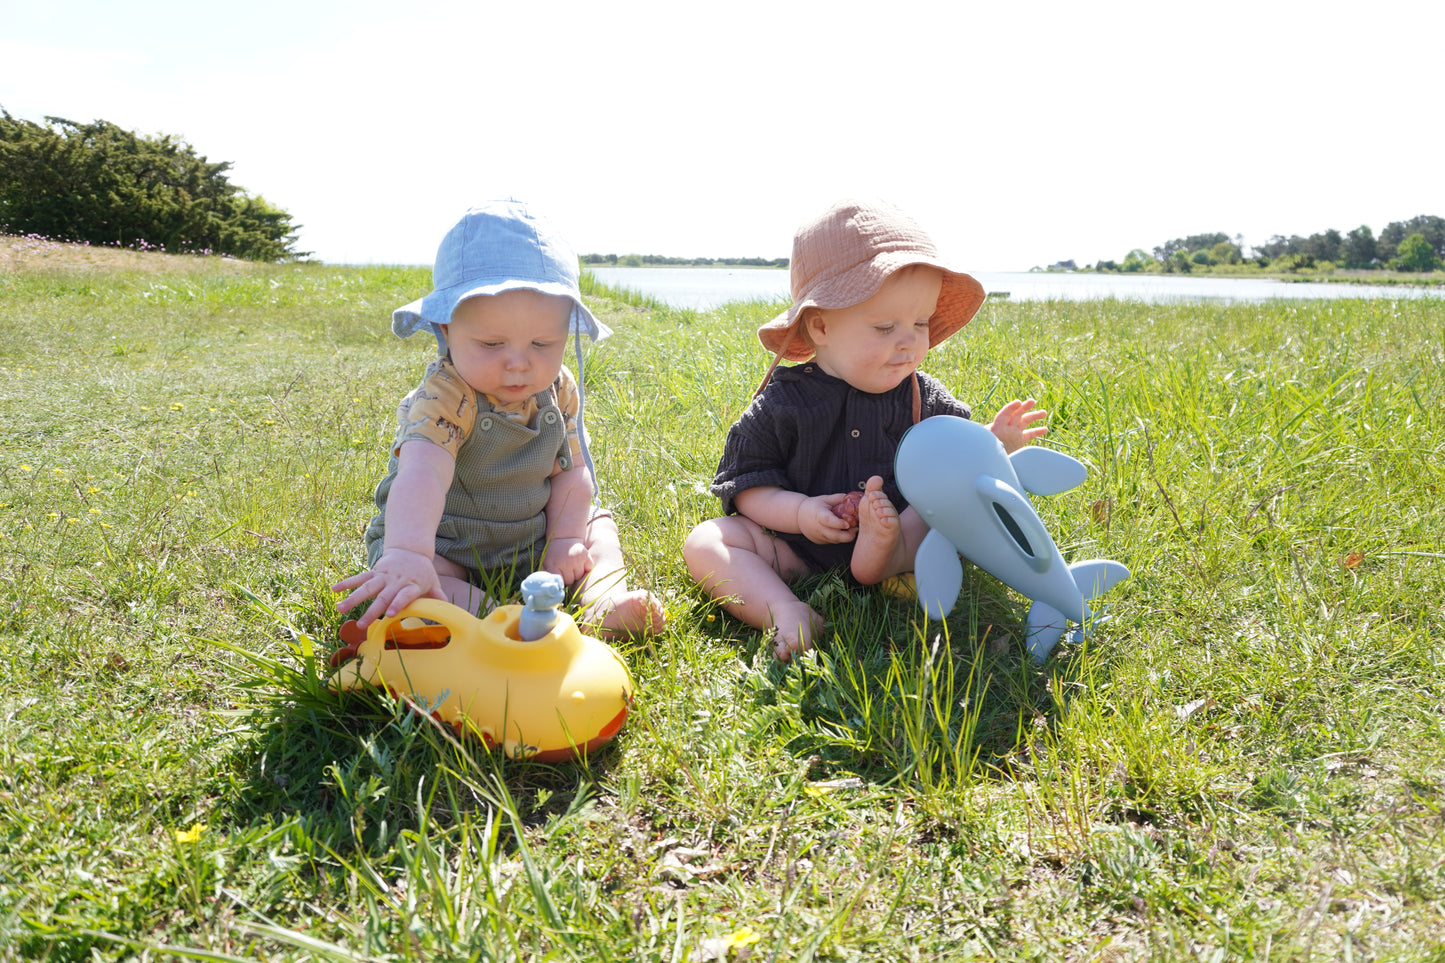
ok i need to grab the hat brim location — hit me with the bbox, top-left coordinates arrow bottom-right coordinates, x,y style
758,265 -> 985,362
393,278 -> 612,345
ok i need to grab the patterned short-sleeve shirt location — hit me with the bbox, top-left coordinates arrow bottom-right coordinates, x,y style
391,357 -> 584,469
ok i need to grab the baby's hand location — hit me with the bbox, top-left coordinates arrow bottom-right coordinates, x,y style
799,493 -> 857,545
331,547 -> 445,629
543,537 -> 594,586
988,398 -> 1049,454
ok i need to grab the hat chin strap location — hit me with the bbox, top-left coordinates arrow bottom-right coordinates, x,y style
754,325 -> 800,398
573,335 -> 600,497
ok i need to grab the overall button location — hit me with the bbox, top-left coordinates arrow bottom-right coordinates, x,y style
543,411 -> 559,425
850,429 -> 860,438
479,416 -> 493,430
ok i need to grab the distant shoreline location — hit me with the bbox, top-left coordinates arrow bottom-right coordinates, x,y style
1068,266 -> 1445,288
585,261 -> 1444,287
582,263 -> 786,271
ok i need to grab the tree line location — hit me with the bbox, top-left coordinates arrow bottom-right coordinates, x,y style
581,253 -> 789,268
1081,215 -> 1444,275
0,109 -> 304,261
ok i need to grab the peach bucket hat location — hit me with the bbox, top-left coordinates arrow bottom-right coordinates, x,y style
758,198 -> 986,363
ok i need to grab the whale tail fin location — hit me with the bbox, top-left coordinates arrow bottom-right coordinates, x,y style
1025,560 -> 1131,664
1069,559 -> 1130,602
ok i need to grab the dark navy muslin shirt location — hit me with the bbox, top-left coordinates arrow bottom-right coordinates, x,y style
710,363 -> 971,575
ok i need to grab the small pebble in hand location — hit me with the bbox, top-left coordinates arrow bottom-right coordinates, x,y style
832,491 -> 864,526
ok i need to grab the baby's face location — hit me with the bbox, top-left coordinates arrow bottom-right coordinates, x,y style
806,266 -> 942,394
442,290 -> 571,404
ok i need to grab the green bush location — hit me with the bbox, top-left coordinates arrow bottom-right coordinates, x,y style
0,108 -> 305,261
1209,240 -> 1242,265
1393,233 -> 1443,272
1272,252 -> 1315,272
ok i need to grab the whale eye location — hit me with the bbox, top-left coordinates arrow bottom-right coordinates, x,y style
993,504 -> 1035,557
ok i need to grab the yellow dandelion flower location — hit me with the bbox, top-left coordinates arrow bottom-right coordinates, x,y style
725,928 -> 761,949
175,823 -> 207,844
19,465 -> 31,472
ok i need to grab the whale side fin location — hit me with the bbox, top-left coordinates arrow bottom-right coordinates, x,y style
1025,600 -> 1069,662
1067,559 -> 1131,601
914,528 -> 964,620
1009,446 -> 1088,496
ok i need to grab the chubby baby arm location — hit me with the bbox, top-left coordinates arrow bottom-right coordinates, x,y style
988,398 -> 1050,454
331,439 -> 455,627
541,457 -> 595,585
734,486 -> 856,545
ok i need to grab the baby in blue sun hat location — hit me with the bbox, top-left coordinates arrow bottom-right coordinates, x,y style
333,200 -> 665,639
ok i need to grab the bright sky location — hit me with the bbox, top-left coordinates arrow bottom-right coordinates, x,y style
3,1 -> 1441,269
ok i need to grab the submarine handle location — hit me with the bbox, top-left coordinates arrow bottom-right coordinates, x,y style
368,598 -> 473,643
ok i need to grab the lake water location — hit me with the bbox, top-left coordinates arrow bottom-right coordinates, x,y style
585,266 -> 1442,310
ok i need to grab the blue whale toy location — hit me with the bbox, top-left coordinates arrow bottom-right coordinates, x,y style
894,415 -> 1129,662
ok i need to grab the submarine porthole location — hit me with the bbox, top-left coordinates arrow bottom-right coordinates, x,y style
384,617 -> 453,650
993,503 -> 1035,557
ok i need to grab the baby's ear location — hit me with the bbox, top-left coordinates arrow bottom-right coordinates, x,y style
802,308 -> 827,344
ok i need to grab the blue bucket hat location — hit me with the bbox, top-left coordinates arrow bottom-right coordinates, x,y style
393,199 -> 612,345
393,200 -> 612,494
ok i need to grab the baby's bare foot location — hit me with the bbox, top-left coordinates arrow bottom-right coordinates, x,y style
581,589 -> 666,639
851,476 -> 904,585
769,601 -> 825,662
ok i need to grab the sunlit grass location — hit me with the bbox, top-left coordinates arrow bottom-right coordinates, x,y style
2,258 -> 1443,960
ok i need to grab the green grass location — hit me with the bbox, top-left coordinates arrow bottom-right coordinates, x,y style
2,259 -> 1443,961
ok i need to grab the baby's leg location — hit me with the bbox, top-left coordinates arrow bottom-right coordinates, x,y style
434,556 -> 495,615
575,513 -> 666,638
683,515 -> 824,661
851,476 -> 909,585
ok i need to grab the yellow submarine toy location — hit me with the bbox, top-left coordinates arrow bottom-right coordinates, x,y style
327,573 -> 634,761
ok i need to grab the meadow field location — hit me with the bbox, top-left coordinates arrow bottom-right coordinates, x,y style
1,248 -> 1442,961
